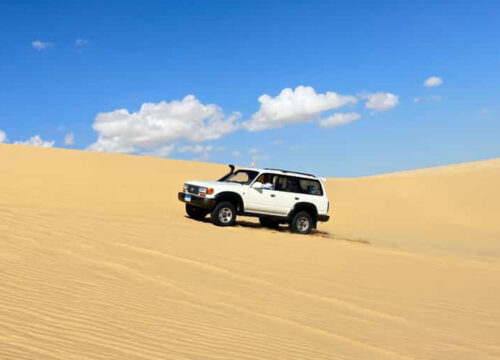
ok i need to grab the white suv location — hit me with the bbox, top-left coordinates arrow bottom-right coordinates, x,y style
178,165 -> 330,234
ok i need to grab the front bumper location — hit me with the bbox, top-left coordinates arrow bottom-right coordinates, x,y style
317,214 -> 330,222
178,192 -> 216,210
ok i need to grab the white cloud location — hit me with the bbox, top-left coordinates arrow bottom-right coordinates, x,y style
87,137 -> 136,153
194,153 -> 211,162
14,135 -> 55,147
251,153 -> 268,163
248,148 -> 267,162
413,95 -> 442,104
87,95 -> 241,154
231,150 -> 240,157
32,40 -> 53,50
423,76 -> 443,87
243,86 -> 357,131
361,92 -> 399,111
0,131 -> 54,147
319,112 -> 361,128
64,132 -> 74,145
177,144 -> 215,161
272,139 -> 284,145
75,38 -> 89,47
177,144 -> 213,154
147,144 -> 176,158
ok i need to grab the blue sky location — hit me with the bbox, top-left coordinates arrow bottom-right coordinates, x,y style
0,0 -> 499,176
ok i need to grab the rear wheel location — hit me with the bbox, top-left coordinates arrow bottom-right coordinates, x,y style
211,201 -> 237,227
185,204 -> 208,220
290,211 -> 313,234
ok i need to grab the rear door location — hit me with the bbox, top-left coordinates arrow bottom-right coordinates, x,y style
272,175 -> 301,215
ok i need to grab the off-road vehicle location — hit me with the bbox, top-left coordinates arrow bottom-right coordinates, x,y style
178,165 -> 330,234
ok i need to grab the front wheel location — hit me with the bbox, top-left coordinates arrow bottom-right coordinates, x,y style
290,211 -> 313,234
211,201 -> 237,227
186,204 -> 208,220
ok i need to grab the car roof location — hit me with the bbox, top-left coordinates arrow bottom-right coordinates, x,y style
237,167 -> 318,180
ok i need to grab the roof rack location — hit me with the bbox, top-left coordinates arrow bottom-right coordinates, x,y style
264,168 -> 316,178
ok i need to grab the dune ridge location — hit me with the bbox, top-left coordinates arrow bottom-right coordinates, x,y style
1,144 -> 499,360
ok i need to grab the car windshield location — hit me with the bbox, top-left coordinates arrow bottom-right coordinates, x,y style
222,170 -> 259,184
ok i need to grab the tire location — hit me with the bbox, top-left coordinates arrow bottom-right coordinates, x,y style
290,211 -> 313,234
259,217 -> 280,229
186,204 -> 208,220
211,201 -> 237,227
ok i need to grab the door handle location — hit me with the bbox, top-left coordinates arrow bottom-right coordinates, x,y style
270,194 -> 276,197
295,197 -> 299,200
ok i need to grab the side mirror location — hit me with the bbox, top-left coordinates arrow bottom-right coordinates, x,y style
252,182 -> 263,189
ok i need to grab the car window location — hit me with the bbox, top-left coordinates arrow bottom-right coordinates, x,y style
224,170 -> 259,184
297,178 -> 323,196
275,175 -> 299,193
254,173 -> 277,190
255,173 -> 274,183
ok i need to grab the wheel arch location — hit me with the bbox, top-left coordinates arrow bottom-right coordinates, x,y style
215,192 -> 244,213
288,202 -> 318,225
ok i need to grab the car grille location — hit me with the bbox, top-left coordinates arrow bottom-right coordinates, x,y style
187,185 -> 200,194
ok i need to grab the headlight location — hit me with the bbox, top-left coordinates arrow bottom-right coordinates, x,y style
198,187 -> 214,195
183,184 -> 188,191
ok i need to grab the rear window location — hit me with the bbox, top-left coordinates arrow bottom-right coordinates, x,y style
297,178 -> 323,196
275,176 -> 298,193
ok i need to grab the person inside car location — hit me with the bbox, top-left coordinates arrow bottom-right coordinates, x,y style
254,174 -> 274,190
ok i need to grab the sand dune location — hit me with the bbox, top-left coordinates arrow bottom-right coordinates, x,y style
325,158 -> 500,256
1,144 -> 499,360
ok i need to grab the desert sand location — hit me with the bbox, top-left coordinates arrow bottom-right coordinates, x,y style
1,143 -> 499,360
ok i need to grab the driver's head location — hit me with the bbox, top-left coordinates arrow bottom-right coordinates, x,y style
262,174 -> 271,183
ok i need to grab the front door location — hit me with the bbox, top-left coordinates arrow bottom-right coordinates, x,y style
245,173 -> 283,214
246,187 -> 283,213
246,174 -> 302,215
